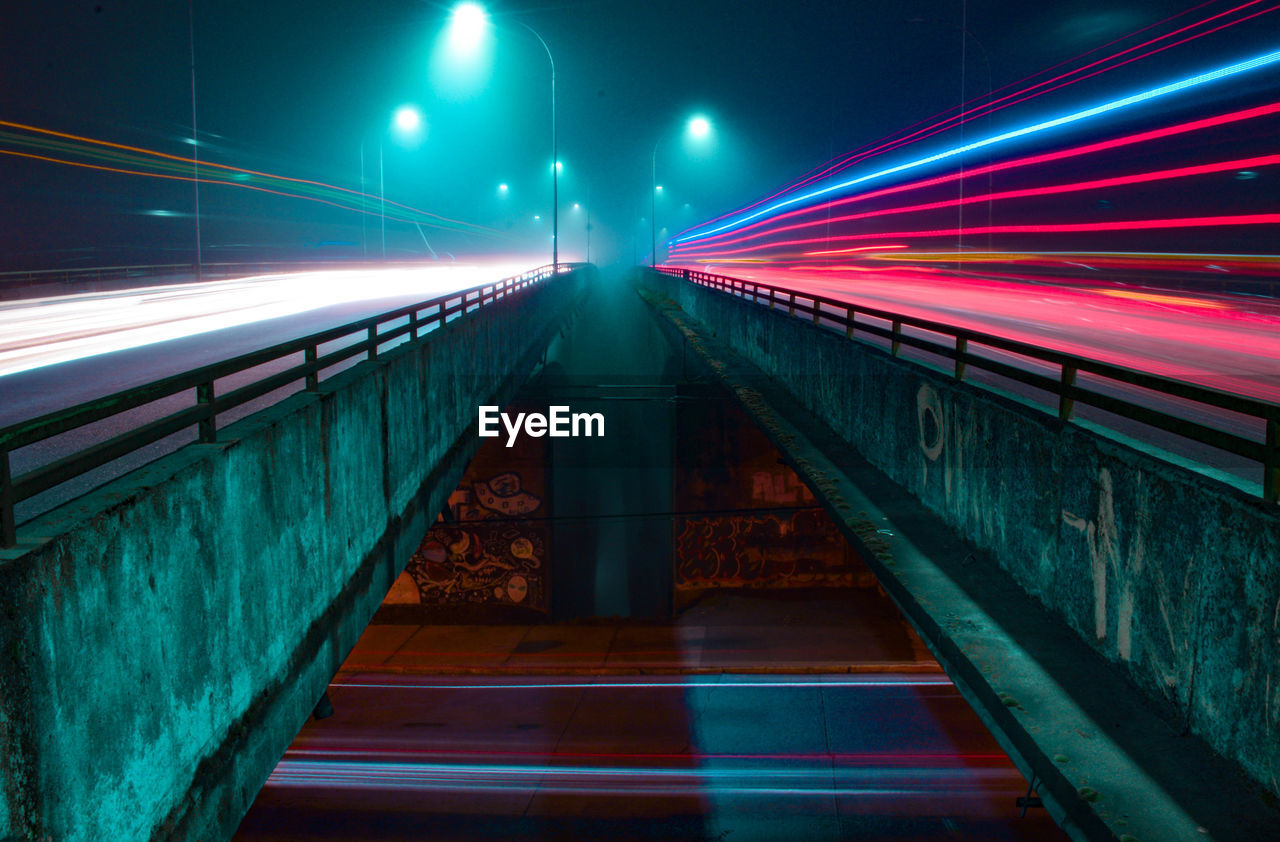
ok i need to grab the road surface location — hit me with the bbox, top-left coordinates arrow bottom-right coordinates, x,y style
0,262 -> 545,522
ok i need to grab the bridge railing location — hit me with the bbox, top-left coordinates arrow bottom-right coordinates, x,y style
0,263 -> 571,547
655,266 -> 1280,504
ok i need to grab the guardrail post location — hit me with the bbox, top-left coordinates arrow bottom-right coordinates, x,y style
305,347 -> 319,391
846,307 -> 856,338
197,382 -> 217,443
788,292 -> 795,316
1,450 -> 15,548
891,320 -> 902,356
409,310 -> 419,342
1266,417 -> 1278,503
812,300 -> 822,326
1059,364 -> 1078,422
367,325 -> 378,360
954,336 -> 968,380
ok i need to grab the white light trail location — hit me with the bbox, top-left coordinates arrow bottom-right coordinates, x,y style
0,261 -> 544,378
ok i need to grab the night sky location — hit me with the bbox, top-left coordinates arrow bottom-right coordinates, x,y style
1,0 -> 1270,269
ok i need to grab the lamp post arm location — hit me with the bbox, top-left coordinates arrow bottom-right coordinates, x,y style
517,22 -> 557,271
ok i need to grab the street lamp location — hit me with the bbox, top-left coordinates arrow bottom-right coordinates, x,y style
393,105 -> 422,134
187,0 -> 202,280
360,104 -> 425,260
444,3 -> 558,272
652,114 -> 713,267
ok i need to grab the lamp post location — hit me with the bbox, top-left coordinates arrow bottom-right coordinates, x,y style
908,15 -> 994,256
651,115 -> 711,267
360,105 -> 424,260
444,3 -> 558,272
187,0 -> 202,280
520,22 -> 557,273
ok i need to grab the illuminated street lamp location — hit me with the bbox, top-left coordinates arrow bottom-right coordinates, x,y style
393,105 -> 422,134
652,114 -> 713,267
360,105 -> 425,260
448,2 -> 487,51
445,3 -> 558,271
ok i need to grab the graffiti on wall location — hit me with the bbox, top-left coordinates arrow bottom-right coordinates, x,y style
398,407 -> 552,613
675,509 -> 859,590
674,393 -> 866,592
407,519 -> 546,609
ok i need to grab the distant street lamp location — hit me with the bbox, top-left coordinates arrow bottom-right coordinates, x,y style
445,3 -> 558,271
651,114 -> 713,267
393,105 -> 422,134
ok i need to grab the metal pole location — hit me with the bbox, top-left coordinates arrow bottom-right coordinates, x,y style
651,143 -> 658,267
187,0 -> 202,281
551,51 -> 557,272
1,450 -> 15,548
379,143 -> 386,260
360,141 -> 367,260
515,24 -> 557,272
956,0 -> 967,269
908,11 -> 991,263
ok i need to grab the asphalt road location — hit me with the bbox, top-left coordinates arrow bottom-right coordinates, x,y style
0,263 -> 542,523
234,673 -> 1067,842
679,265 -> 1280,487
6,262 -> 1275,523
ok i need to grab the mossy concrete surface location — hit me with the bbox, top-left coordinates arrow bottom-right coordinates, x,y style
0,269 -> 586,841
639,270 -> 1280,839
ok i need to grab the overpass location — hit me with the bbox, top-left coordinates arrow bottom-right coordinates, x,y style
1,262 -> 1278,841
0,265 -> 589,840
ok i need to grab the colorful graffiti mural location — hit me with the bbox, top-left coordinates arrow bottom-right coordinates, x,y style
398,406 -> 551,614
674,390 -> 865,593
407,522 -> 546,609
675,509 -> 858,589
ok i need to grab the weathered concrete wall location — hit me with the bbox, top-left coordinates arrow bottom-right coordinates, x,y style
644,271 -> 1280,800
0,270 -> 584,841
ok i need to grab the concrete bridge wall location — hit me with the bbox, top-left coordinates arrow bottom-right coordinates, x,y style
0,270 -> 584,841
644,271 -> 1280,800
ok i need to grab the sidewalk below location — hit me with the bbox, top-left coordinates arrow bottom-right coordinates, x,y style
339,590 -> 943,676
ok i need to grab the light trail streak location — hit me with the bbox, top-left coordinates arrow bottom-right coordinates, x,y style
330,676 -> 955,690
674,47 -> 1280,245
716,0 -> 1261,218
674,102 -> 1280,253
264,759 -> 1016,797
0,120 -> 502,236
785,2 -> 1280,193
286,748 -> 1007,763
679,213 -> 1280,259
0,148 -> 401,222
0,261 -> 546,378
684,268 -> 1280,401
677,154 -> 1280,254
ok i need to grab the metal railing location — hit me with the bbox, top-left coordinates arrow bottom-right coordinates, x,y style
656,266 -> 1280,504
0,264 -> 570,547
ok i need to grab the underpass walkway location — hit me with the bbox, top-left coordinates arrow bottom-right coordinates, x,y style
234,592 -> 1067,842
